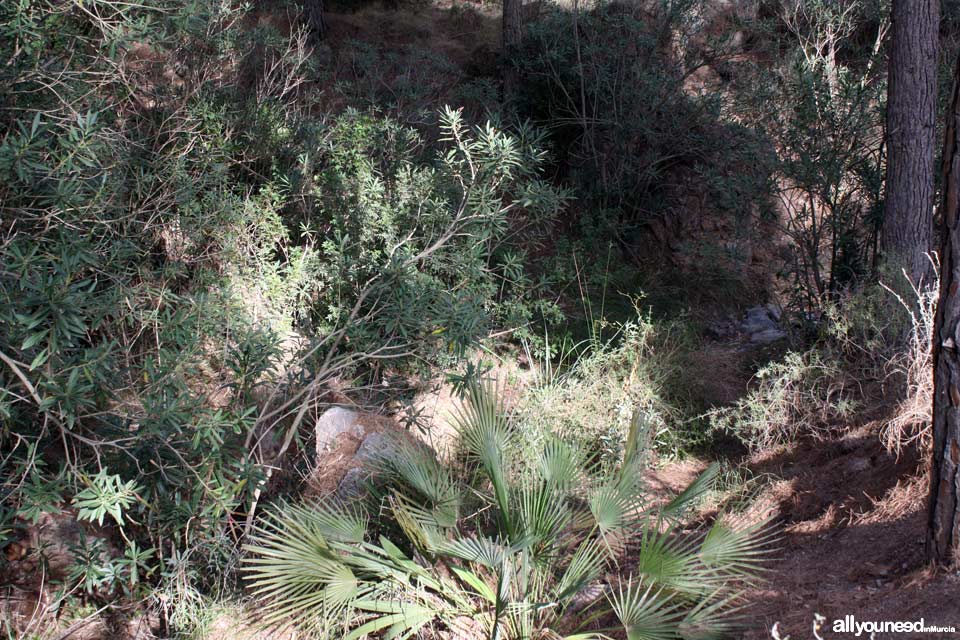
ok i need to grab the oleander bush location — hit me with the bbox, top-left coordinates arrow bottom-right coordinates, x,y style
0,0 -> 565,630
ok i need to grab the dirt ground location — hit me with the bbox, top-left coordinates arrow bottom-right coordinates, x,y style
703,423 -> 960,639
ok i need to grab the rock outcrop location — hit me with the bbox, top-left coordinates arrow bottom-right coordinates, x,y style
311,406 -> 423,499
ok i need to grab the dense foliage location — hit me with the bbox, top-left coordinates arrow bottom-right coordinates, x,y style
1,0 -> 956,636
0,0 -> 564,629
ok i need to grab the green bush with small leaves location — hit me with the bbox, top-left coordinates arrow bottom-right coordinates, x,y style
0,0 -> 570,630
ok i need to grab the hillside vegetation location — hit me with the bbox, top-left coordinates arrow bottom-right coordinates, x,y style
2,0 -> 959,638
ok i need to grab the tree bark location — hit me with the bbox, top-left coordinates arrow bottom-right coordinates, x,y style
304,0 -> 326,41
928,53 -> 960,566
882,0 -> 939,286
502,0 -> 523,103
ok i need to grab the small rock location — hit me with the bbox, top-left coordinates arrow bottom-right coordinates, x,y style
315,407 -> 364,456
740,304 -> 787,344
706,319 -> 738,340
750,328 -> 787,344
353,431 -> 398,467
742,305 -> 780,334
336,467 -> 369,499
335,431 -> 409,498
313,409 -> 436,499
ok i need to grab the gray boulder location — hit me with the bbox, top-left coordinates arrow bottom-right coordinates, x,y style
315,407 -> 364,457
741,305 -> 786,344
353,431 -> 398,466
336,467 -> 369,499
742,306 -> 778,333
335,431 -> 405,498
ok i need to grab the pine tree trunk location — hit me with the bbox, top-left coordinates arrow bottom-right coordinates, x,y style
928,54 -> 960,566
882,0 -> 939,286
304,0 -> 326,41
502,0 -> 523,103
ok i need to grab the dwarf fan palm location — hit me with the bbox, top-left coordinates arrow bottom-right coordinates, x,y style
243,379 -> 773,638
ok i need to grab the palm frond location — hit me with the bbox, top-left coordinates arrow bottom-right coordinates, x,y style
634,527 -> 719,596
588,481 -> 640,546
387,437 -> 461,526
676,588 -> 747,640
450,565 -> 497,603
555,539 -> 607,602
698,517 -> 778,580
608,577 -> 684,640
450,376 -> 517,535
660,463 -> 720,519
439,535 -> 513,568
251,499 -> 367,547
243,501 -> 368,613
452,377 -> 514,459
342,603 -> 436,640
539,437 -> 582,491
390,494 -> 446,553
244,549 -> 362,626
516,480 -> 570,553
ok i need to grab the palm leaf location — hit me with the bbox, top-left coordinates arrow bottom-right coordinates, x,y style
555,539 -> 607,602
634,527 -> 719,596
387,437 -> 461,526
608,577 -> 684,640
389,494 -> 445,553
588,481 -> 639,548
439,535 -> 512,568
516,480 -> 570,553
450,377 -> 517,537
539,437 -> 582,491
660,463 -> 720,519
244,555 -> 363,626
676,588 -> 747,640
698,517 -> 777,579
243,501 -> 368,623
342,604 -> 435,640
450,565 -> 497,603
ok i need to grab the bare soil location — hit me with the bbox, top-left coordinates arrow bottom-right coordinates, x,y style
719,423 -> 960,639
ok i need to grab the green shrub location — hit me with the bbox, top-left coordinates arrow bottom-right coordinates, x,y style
736,0 -> 888,309
707,350 -> 856,451
515,1 -> 775,277
707,268 -> 937,453
0,1 -> 570,628
298,107 -> 568,366
518,310 -> 706,461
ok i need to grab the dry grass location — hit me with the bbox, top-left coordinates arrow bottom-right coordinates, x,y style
880,261 -> 938,456
853,473 -> 928,525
